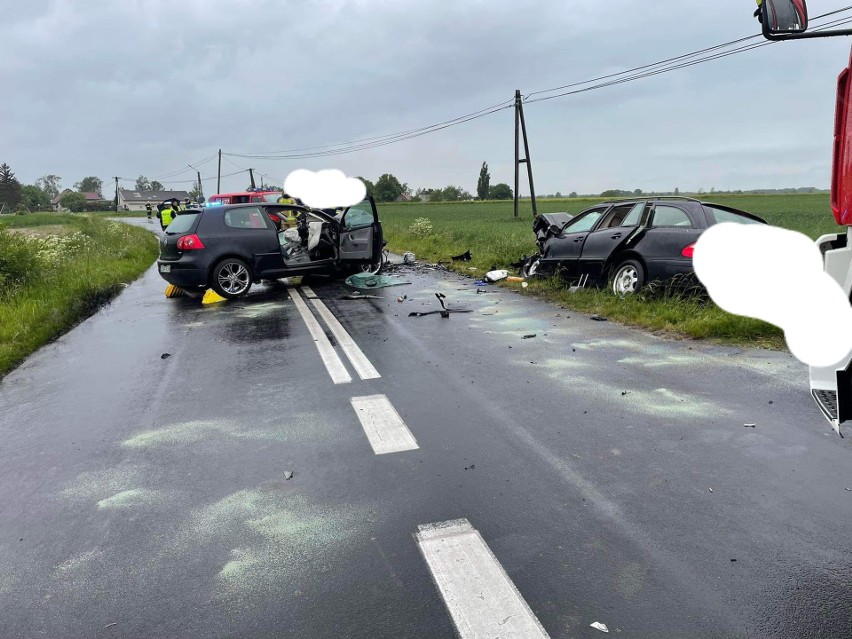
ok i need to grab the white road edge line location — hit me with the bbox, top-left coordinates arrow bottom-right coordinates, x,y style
302,286 -> 381,380
350,394 -> 418,455
416,518 -> 551,639
289,289 -> 352,385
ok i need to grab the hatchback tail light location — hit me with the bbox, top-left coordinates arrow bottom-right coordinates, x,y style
177,234 -> 205,251
681,242 -> 695,258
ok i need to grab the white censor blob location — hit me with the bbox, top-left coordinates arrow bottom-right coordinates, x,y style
284,169 -> 366,209
694,223 -> 852,367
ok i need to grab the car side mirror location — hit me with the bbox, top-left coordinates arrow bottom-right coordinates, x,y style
760,0 -> 808,36
549,223 -> 562,236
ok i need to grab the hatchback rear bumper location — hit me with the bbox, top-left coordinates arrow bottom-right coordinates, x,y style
157,262 -> 207,288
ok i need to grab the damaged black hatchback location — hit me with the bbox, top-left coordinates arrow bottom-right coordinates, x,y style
522,197 -> 766,294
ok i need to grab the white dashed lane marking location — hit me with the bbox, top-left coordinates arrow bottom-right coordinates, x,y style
289,289 -> 352,385
301,286 -> 381,381
416,519 -> 551,639
350,394 -> 418,454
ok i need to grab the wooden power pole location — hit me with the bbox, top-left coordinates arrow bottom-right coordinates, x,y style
217,149 -> 222,194
114,176 -> 119,212
513,89 -> 538,219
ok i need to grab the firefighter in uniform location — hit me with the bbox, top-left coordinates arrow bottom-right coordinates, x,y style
160,201 -> 176,230
277,192 -> 300,230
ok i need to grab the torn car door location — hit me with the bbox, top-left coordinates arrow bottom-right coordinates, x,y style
579,202 -> 648,280
542,207 -> 608,277
339,198 -> 380,262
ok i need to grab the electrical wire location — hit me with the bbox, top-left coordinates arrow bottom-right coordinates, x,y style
225,97 -> 516,159
161,5 -> 852,165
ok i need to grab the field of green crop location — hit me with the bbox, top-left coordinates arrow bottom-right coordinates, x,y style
377,193 -> 837,347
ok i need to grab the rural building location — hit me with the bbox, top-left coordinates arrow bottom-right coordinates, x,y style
118,189 -> 191,212
51,190 -> 107,211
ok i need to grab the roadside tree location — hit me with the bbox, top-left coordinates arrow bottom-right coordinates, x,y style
373,174 -> 406,202
477,162 -> 490,200
74,177 -> 103,195
22,185 -> 51,211
59,191 -> 86,212
135,175 -> 152,190
488,183 -> 513,200
35,174 -> 61,199
356,176 -> 375,198
0,163 -> 23,210
150,180 -> 164,192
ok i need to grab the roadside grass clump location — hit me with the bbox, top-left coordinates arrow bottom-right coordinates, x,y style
377,193 -> 824,348
0,215 -> 158,378
408,217 -> 433,238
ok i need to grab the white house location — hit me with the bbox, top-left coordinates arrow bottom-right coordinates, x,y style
118,189 -> 191,212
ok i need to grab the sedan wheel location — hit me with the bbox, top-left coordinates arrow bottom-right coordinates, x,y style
212,259 -> 252,299
611,259 -> 645,295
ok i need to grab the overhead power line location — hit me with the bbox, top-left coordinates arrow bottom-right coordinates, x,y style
158,5 -> 852,168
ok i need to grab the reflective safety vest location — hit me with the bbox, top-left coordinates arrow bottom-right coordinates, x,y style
161,207 -> 175,226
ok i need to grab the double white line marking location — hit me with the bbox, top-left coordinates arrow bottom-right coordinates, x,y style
289,287 -> 380,384
289,287 -> 419,454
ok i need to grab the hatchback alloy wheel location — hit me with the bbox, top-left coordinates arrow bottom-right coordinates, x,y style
213,259 -> 252,298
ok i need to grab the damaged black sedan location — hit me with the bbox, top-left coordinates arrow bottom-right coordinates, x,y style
522,197 -> 766,294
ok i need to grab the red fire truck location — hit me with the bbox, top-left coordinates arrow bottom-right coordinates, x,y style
755,0 -> 852,433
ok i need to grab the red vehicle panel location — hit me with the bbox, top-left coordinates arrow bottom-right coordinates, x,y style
831,46 -> 852,226
208,190 -> 282,205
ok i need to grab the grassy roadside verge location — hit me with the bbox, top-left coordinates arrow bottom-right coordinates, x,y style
0,214 -> 158,378
379,194 -> 837,348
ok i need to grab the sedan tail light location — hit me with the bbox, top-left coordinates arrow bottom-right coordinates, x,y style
681,242 -> 695,258
176,234 -> 205,250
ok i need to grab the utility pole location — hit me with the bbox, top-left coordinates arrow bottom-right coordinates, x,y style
248,168 -> 256,190
217,149 -> 222,194
114,176 -> 119,212
513,89 -> 538,219
196,171 -> 203,201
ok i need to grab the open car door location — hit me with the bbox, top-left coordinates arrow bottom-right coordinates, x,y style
338,197 -> 382,264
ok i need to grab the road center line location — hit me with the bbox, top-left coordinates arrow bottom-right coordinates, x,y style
302,286 -> 381,380
416,519 -> 550,639
350,394 -> 418,454
289,289 -> 352,385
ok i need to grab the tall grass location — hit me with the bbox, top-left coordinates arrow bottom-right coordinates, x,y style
378,193 -> 834,347
0,215 -> 158,378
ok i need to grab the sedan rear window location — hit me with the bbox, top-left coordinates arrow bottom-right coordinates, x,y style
165,213 -> 199,234
704,205 -> 763,225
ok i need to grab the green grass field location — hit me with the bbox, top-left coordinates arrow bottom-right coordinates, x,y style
0,214 -> 158,378
377,193 -> 837,347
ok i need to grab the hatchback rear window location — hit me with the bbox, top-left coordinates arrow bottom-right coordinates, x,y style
165,213 -> 199,234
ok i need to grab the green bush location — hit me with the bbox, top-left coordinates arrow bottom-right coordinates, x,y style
0,230 -> 39,292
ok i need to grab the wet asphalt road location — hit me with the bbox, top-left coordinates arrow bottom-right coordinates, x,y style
1,218 -> 852,638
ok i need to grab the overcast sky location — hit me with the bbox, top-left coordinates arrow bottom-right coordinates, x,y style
2,0 -> 851,196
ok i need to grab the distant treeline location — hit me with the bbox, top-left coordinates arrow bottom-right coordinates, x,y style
529,187 -> 828,199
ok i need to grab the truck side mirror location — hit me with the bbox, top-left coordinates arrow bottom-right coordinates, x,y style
761,0 -> 808,36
